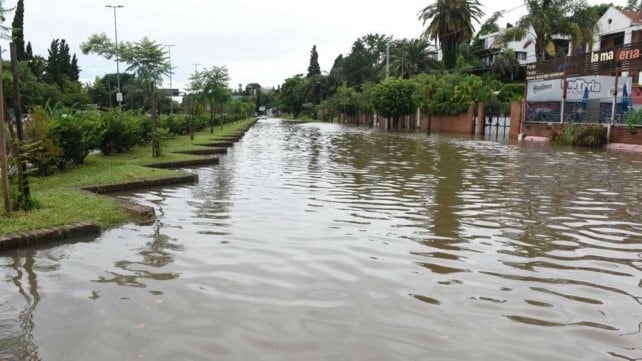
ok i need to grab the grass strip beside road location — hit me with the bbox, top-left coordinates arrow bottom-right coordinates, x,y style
0,119 -> 255,235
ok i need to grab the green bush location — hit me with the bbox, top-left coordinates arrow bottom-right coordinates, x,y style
624,107 -> 642,129
414,73 -> 497,115
551,124 -> 607,147
98,110 -> 149,155
24,107 -> 63,175
48,111 -> 101,169
159,114 -> 192,135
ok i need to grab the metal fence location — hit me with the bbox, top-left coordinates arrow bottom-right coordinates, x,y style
527,101 -> 627,124
482,103 -> 511,140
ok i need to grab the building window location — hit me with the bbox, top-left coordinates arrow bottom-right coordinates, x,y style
516,52 -> 527,61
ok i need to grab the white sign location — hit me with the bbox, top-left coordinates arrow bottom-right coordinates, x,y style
527,76 -> 632,102
258,106 -> 266,111
116,92 -> 123,102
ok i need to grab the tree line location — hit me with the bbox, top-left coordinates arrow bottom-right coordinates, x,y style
270,0 -> 625,122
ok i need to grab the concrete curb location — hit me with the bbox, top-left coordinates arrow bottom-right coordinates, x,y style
172,148 -> 227,156
197,141 -> 235,148
0,121 -> 258,251
81,174 -> 199,194
146,157 -> 219,169
0,222 -> 101,251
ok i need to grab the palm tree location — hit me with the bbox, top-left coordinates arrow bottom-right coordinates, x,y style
419,0 -> 485,69
570,4 -> 610,55
503,0 -> 582,61
390,38 -> 442,78
491,49 -> 522,81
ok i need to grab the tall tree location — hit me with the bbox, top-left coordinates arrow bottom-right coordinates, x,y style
570,3 -> 610,54
344,34 -> 390,88
371,78 -> 418,130
503,0 -> 583,61
44,39 -> 79,86
188,66 -> 231,133
11,0 -> 25,61
419,0 -> 485,69
82,34 -> 171,157
390,38 -> 441,78
490,49 -> 522,81
279,75 -> 306,117
307,45 -> 321,78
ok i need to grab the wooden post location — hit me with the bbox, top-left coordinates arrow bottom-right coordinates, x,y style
0,47 -> 11,213
10,42 -> 29,207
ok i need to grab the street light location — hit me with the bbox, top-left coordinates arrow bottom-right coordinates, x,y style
106,4 -> 124,107
165,44 -> 175,115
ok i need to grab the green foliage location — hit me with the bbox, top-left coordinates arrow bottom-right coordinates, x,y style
551,124 -> 607,147
98,110 -> 149,155
389,38 -> 442,78
333,33 -> 390,88
44,39 -> 80,86
498,83 -> 525,102
47,109 -> 101,168
624,107 -> 642,129
307,45 -> 321,78
419,0 -> 485,69
414,73 -> 496,115
11,0 -> 25,60
159,114 -> 195,135
280,75 -> 306,116
371,78 -> 418,120
24,107 -> 63,175
503,0 -> 582,61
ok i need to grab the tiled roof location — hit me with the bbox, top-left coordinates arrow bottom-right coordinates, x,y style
621,9 -> 642,24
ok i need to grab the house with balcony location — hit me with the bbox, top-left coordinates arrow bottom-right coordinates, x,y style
477,28 -> 531,66
477,26 -> 572,69
593,6 -> 642,106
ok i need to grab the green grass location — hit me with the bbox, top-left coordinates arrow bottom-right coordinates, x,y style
0,119 -> 256,235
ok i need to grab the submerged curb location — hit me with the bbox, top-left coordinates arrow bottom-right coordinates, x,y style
0,120 -> 258,251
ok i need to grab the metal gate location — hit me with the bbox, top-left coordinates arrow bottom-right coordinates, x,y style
482,104 -> 511,141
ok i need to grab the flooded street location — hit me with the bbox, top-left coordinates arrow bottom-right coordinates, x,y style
1,119 -> 641,360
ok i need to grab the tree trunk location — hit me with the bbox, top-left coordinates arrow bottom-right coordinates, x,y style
150,86 -> 160,158
0,49 -> 11,213
189,101 -> 194,141
10,42 -> 29,209
219,104 -> 224,129
209,97 -> 214,134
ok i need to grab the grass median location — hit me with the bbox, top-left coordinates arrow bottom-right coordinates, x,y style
0,118 -> 256,235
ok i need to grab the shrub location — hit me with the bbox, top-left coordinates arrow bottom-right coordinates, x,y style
24,107 -> 63,175
48,111 -> 101,169
552,124 -> 607,147
98,110 -> 149,155
624,107 -> 642,129
159,114 -> 191,135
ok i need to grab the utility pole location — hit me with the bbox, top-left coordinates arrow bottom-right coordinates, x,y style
106,4 -> 124,107
193,63 -> 200,73
165,44 -> 175,115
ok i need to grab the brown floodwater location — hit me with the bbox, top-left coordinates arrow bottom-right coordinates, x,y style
1,119 -> 641,360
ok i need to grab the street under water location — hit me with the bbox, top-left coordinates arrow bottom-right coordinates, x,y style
1,119 -> 641,360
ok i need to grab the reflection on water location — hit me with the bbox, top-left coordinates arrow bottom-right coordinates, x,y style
1,119 -> 642,360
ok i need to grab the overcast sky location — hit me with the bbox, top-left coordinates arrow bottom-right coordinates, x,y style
0,0 -> 628,92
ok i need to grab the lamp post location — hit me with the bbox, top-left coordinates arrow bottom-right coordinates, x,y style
165,44 -> 175,115
106,4 -> 124,107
